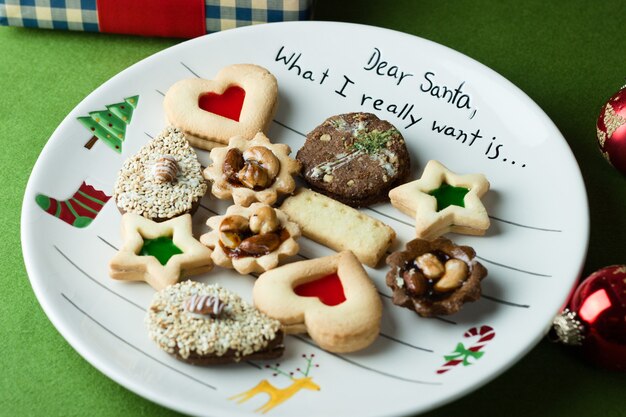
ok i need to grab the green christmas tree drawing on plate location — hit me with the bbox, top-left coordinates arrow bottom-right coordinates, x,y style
77,95 -> 139,153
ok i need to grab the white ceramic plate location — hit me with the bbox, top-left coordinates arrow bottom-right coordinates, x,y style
21,22 -> 588,417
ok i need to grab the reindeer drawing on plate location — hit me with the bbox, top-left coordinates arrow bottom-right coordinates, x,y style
230,353 -> 320,414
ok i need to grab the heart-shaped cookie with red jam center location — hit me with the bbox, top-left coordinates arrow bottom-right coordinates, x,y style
164,64 -> 278,150
253,251 -> 382,353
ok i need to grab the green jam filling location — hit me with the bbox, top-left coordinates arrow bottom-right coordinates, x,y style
428,183 -> 469,211
140,236 -> 183,265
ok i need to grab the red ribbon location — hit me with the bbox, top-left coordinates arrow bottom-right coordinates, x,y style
97,0 -> 206,38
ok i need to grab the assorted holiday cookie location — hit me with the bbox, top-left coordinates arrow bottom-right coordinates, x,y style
204,132 -> 301,206
146,281 -> 284,365
279,188 -> 395,268
93,59 -> 505,368
113,126 -> 207,222
386,237 -> 487,317
253,251 -> 382,353
296,112 -> 411,207
109,213 -> 213,290
200,203 -> 300,275
388,160 -> 490,240
164,64 -> 278,150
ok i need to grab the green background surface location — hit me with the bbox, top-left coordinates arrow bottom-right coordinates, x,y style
2,1 -> 626,416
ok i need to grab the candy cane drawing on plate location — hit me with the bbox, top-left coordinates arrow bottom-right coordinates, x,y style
437,325 -> 495,374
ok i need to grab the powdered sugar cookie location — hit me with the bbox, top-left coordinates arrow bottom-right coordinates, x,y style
146,281 -> 284,365
109,213 -> 213,290
200,203 -> 300,275
113,126 -> 207,222
253,251 -> 382,353
163,64 -> 278,149
388,160 -> 490,240
204,132 -> 301,206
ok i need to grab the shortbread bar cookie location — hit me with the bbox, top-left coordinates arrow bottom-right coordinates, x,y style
204,132 -> 301,206
109,214 -> 213,290
147,281 -> 284,364
164,64 -> 278,149
297,112 -> 410,207
253,251 -> 382,353
386,237 -> 487,317
200,203 -> 300,275
388,160 -> 490,240
279,188 -> 395,268
113,126 -> 207,222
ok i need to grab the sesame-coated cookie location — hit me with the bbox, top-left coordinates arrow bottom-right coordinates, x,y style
146,281 -> 284,365
297,113 -> 410,207
113,126 -> 207,222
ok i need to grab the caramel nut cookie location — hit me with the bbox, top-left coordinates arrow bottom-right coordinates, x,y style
163,64 -> 278,150
146,281 -> 284,365
113,126 -> 207,222
204,132 -> 301,206
385,237 -> 487,317
253,251 -> 382,353
279,188 -> 395,268
109,213 -> 213,290
388,160 -> 490,240
296,112 -> 410,207
200,203 -> 300,275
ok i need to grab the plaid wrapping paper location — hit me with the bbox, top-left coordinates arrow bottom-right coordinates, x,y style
0,0 -> 314,37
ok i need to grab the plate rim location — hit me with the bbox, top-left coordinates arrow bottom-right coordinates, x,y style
20,20 -> 590,417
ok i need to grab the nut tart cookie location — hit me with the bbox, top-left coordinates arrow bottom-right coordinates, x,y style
253,251 -> 382,353
200,203 -> 300,275
113,126 -> 207,222
146,281 -> 284,365
109,214 -> 213,290
204,132 -> 301,206
385,237 -> 487,317
164,64 -> 278,150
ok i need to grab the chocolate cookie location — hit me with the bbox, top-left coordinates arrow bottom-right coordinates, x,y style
146,281 -> 284,364
297,113 -> 410,207
385,237 -> 487,317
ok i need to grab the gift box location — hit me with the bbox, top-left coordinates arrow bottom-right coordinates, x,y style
0,0 -> 314,38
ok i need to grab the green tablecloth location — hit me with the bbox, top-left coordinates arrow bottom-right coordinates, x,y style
2,1 -> 626,416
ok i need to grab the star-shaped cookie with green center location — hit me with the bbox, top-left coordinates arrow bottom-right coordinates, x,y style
109,213 -> 213,290
388,160 -> 490,240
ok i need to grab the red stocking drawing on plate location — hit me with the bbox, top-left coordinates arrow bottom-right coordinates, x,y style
35,180 -> 111,228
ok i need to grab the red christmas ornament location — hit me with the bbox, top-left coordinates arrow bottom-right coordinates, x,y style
553,265 -> 626,371
596,84 -> 626,175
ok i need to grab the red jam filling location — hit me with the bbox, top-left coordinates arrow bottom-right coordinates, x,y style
294,273 -> 346,306
198,86 -> 245,121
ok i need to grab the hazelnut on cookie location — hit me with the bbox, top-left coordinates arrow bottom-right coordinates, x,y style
200,203 -> 300,275
204,132 -> 301,207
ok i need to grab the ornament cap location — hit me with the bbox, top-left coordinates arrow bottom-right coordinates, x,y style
551,308 -> 585,346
